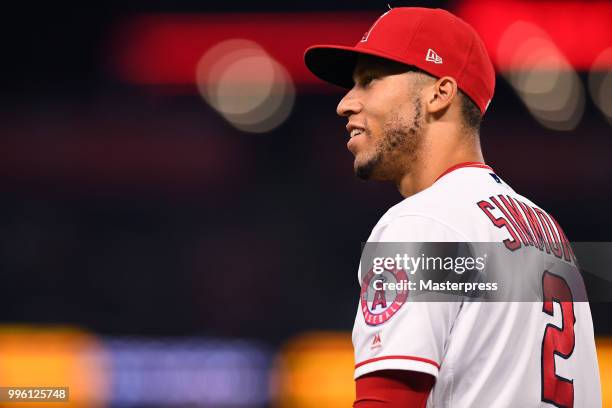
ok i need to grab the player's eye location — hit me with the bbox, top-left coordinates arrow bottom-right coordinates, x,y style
359,75 -> 376,87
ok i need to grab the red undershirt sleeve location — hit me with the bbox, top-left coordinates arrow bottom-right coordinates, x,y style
354,370 -> 435,408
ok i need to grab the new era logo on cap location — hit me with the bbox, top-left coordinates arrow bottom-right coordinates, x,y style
426,48 -> 443,64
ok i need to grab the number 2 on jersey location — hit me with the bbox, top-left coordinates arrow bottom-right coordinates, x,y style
541,271 -> 575,408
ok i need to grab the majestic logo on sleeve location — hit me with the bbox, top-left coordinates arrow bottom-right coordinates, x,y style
370,332 -> 382,350
360,268 -> 409,326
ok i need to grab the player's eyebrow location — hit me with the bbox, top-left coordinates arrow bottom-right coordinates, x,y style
352,57 -> 414,84
352,64 -> 382,84
352,71 -> 368,84
351,54 -> 385,83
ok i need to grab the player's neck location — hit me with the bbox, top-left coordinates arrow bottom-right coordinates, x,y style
396,132 -> 484,198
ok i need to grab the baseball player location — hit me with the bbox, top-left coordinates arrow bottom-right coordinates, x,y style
304,7 -> 601,408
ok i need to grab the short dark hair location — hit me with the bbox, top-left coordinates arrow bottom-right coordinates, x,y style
459,91 -> 482,133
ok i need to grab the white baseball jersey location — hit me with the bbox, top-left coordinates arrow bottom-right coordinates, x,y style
353,162 -> 601,408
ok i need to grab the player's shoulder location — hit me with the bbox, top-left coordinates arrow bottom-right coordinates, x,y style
384,164 -> 510,218
371,164 -> 528,241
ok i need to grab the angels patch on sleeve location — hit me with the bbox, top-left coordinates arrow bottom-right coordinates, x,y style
360,267 -> 409,326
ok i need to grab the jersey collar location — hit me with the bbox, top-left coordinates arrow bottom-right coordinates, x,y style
434,161 -> 494,182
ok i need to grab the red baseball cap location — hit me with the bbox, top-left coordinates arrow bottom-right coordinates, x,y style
304,7 -> 495,114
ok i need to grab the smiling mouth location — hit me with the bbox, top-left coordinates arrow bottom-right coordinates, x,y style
350,128 -> 364,138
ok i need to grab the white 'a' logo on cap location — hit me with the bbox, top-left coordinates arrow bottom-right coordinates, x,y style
425,49 -> 443,64
360,11 -> 390,42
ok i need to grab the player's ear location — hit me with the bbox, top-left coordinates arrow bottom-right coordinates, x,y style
424,76 -> 458,116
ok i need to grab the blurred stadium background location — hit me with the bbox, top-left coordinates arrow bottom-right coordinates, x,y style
0,0 -> 610,406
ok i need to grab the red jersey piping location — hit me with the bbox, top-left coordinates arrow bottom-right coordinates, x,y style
434,161 -> 493,182
355,355 -> 440,370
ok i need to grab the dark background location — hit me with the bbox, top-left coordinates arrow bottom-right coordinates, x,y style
0,0 -> 610,347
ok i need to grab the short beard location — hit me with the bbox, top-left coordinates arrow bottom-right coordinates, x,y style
355,99 -> 423,180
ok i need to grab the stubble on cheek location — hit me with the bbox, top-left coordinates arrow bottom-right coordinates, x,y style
370,100 -> 423,179
353,93 -> 424,180
383,99 -> 422,153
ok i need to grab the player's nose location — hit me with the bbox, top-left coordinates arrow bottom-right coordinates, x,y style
336,89 -> 362,117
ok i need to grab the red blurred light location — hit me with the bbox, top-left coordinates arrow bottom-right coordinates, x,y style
109,12 -> 377,90
109,6 -> 612,91
456,0 -> 612,71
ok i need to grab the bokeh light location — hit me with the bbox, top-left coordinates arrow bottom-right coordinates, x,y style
196,39 -> 295,133
498,21 -> 585,131
106,338 -> 272,407
588,47 -> 612,125
274,332 -> 354,408
0,327 -> 109,408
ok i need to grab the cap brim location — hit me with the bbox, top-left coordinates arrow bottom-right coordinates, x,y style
305,45 -> 411,89
304,45 -> 361,89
